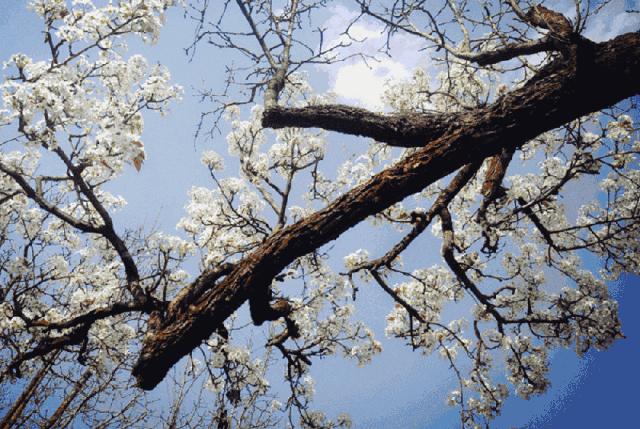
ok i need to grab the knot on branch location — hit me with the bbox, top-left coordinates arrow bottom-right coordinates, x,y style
526,6 -> 573,39
478,148 -> 515,254
249,293 -> 295,325
409,210 -> 428,224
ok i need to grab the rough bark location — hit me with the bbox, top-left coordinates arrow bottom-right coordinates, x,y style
262,104 -> 460,147
133,33 -> 640,390
525,5 -> 574,37
465,37 -> 555,66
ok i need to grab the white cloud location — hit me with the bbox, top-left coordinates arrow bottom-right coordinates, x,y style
317,4 -> 428,110
332,59 -> 410,110
583,0 -> 640,42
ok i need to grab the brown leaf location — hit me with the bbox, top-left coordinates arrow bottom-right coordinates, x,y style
133,153 -> 145,172
132,141 -> 145,172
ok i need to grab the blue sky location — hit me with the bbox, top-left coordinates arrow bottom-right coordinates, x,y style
1,1 -> 639,428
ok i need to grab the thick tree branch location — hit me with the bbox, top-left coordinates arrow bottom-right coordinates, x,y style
263,104 -> 459,147
525,5 -> 574,37
132,33 -> 640,390
478,146 -> 517,252
459,37 -> 555,66
168,262 -> 235,314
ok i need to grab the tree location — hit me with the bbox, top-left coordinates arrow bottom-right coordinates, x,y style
1,0 -> 639,427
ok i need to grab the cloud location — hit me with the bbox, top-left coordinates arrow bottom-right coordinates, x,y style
582,0 -> 640,42
317,4 -> 428,110
331,58 -> 410,110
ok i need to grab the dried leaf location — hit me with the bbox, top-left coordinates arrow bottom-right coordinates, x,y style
132,140 -> 145,172
133,153 -> 145,172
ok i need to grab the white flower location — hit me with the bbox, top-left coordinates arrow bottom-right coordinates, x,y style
343,248 -> 369,270
202,150 -> 224,170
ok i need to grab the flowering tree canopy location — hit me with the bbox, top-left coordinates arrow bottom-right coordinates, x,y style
1,0 -> 640,428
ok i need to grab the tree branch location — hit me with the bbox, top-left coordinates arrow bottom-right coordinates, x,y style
127,32 -> 640,390
262,104 -> 459,147
30,301 -> 147,331
458,37 -> 555,66
477,146 -> 517,253
351,161 -> 481,272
